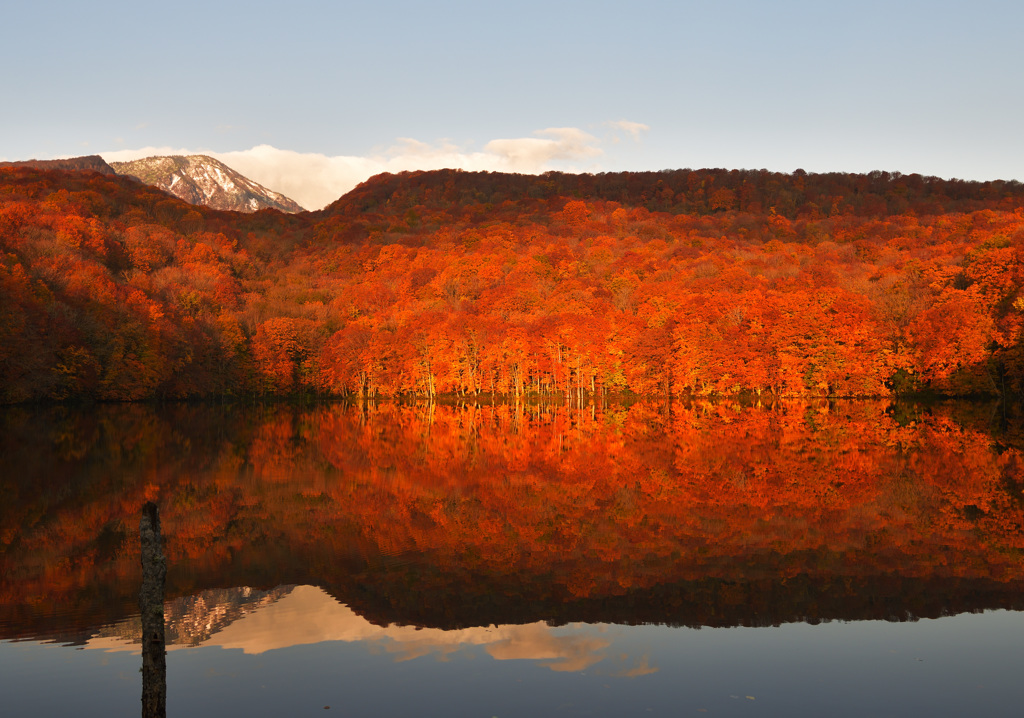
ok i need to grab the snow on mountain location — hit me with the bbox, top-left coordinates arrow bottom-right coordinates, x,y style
109,155 -> 306,213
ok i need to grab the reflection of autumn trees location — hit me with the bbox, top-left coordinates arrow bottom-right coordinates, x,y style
3,400 -> 1024,637
3,167 -> 1024,402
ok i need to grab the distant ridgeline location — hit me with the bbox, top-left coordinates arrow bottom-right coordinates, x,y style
0,154 -> 117,175
1,162 -> 1023,402
318,166 -> 1024,221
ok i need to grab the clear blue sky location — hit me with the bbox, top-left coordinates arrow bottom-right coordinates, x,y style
4,0 -> 1022,204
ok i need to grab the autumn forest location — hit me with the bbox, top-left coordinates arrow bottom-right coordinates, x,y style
3,165 -> 1024,404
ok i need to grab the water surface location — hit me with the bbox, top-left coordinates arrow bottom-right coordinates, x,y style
2,400 -> 1023,716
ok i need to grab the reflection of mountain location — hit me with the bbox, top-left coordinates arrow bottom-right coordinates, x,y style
88,585 -> 614,672
337,565 -> 1024,631
2,400 -> 1024,641
90,586 -> 294,649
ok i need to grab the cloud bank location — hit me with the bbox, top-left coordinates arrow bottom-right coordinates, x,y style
101,123 -> 646,211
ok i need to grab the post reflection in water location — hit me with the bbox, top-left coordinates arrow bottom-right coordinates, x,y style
139,502 -> 166,718
1,399 -> 1024,716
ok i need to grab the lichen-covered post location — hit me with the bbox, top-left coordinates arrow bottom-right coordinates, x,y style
140,501 -> 167,718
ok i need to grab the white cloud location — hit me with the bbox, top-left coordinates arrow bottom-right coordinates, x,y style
606,120 -> 650,141
101,124 -> 640,211
483,127 -> 603,170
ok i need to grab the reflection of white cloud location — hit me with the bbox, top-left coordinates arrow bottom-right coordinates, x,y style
100,123 -> 635,211
85,635 -> 139,653
613,654 -> 659,677
485,623 -> 608,672
85,585 -> 615,673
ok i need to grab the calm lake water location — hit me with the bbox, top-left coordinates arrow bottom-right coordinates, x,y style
2,399 -> 1024,716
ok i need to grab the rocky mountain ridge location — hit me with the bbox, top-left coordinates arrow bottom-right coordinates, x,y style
110,154 -> 305,213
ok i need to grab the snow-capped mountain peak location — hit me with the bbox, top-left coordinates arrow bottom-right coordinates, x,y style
110,155 -> 305,213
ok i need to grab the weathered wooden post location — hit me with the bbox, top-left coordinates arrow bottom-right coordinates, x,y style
140,501 -> 167,718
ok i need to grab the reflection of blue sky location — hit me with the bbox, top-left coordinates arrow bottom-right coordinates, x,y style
5,602 -> 1024,716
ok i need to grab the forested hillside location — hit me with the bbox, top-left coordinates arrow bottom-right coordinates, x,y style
2,165 -> 1023,403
